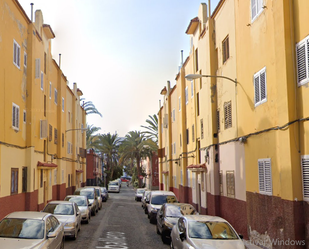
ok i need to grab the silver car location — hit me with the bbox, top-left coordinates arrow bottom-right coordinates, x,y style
0,211 -> 64,249
43,200 -> 81,240
74,187 -> 99,215
64,195 -> 91,224
170,215 -> 245,249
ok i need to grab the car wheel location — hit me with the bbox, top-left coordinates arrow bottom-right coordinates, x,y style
161,231 -> 170,244
156,224 -> 161,235
92,209 -> 96,216
72,228 -> 78,240
149,216 -> 156,224
85,217 -> 89,224
145,208 -> 148,214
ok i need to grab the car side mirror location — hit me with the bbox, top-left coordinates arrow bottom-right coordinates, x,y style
47,230 -> 57,239
180,231 -> 186,241
76,211 -> 80,216
239,234 -> 244,239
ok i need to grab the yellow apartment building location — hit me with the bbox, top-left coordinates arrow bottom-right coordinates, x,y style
158,0 -> 309,245
0,0 -> 86,218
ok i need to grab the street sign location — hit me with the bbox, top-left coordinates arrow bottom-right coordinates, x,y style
139,175 -> 143,179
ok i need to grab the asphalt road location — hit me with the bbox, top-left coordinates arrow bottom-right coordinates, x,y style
64,183 -> 169,249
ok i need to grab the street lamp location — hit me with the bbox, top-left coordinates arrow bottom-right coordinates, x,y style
185,74 -> 237,85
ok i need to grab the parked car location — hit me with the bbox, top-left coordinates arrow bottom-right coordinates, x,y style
170,215 -> 245,249
142,190 -> 151,211
0,211 -> 64,249
147,190 -> 178,224
42,201 -> 81,240
108,181 -> 120,193
100,187 -> 109,201
64,195 -> 91,224
74,187 -> 99,215
84,186 -> 102,210
156,203 -> 197,244
135,188 -> 146,201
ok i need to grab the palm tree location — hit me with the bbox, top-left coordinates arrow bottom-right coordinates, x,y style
95,133 -> 121,184
119,131 -> 157,187
141,114 -> 158,144
80,98 -> 102,117
86,124 -> 101,150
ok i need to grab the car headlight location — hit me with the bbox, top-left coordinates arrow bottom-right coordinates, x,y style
65,222 -> 75,228
188,246 -> 195,249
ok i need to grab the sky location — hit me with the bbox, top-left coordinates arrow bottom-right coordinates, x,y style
19,0 -> 220,138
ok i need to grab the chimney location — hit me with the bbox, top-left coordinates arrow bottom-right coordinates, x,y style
59,54 -> 61,68
30,3 -> 34,22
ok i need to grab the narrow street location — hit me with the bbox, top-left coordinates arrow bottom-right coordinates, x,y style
64,183 -> 169,249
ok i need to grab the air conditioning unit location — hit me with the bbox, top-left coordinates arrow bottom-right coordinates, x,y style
40,120 -> 47,139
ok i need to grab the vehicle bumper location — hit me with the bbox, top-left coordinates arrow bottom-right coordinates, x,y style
64,227 -> 76,237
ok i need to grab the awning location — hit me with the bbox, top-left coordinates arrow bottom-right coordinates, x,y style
187,163 -> 207,172
76,169 -> 84,173
162,171 -> 169,175
37,161 -> 57,169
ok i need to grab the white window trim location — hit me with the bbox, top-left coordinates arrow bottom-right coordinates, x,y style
49,82 -> 52,99
12,103 -> 20,130
35,59 -> 40,79
296,35 -> 309,86
258,158 -> 272,195
179,96 -> 181,111
251,0 -> 264,22
13,40 -> 21,69
301,155 -> 309,201
191,81 -> 194,98
185,86 -> 188,105
254,67 -> 267,107
24,52 -> 27,68
172,109 -> 175,122
62,97 -> 65,112
54,89 -> 58,105
40,72 -> 44,90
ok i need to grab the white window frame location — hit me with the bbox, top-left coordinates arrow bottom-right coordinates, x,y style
12,103 -> 20,130
301,155 -> 309,201
254,67 -> 267,107
191,81 -> 194,98
35,59 -> 40,78
54,89 -> 58,105
24,52 -> 27,68
187,170 -> 190,188
296,35 -> 309,86
185,86 -> 188,105
40,72 -> 44,90
62,97 -> 65,112
49,82 -> 52,99
172,109 -> 175,122
13,40 -> 21,69
258,158 -> 272,195
179,96 -> 181,111
251,0 -> 264,22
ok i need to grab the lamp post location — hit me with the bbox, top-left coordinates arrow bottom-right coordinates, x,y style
185,74 -> 237,85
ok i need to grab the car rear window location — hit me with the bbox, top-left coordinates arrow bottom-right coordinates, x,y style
151,195 -> 177,205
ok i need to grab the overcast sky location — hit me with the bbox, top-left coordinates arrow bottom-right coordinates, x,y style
19,0 -> 219,137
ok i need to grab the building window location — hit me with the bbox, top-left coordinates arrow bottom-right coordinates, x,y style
179,97 -> 181,111
217,109 -> 220,132
22,167 -> 27,192
296,35 -> 309,86
23,110 -> 26,123
68,174 -> 71,187
197,93 -> 200,116
44,52 -> 47,74
258,158 -> 272,195
54,89 -> 58,104
226,170 -> 235,198
49,124 -> 52,142
199,70 -> 202,89
173,142 -> 176,155
62,133 -> 64,148
254,67 -> 267,106
195,48 -> 199,72
200,119 -> 204,139
49,82 -> 52,99
185,87 -> 188,105
62,97 -> 65,112
191,81 -> 194,98
186,128 -> 189,145
222,35 -> 229,63
41,72 -> 44,90
224,101 -> 232,129
192,124 -> 195,142
54,128 -> 58,144
172,109 -> 175,122
301,156 -> 309,201
11,168 -> 18,194
67,142 -> 71,154
40,169 -> 43,188
24,52 -> 27,68
180,134 -> 182,147
35,59 -> 40,78
13,40 -> 20,69
12,103 -> 20,130
251,0 -> 264,22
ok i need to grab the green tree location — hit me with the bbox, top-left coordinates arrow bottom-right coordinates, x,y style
119,131 -> 157,187
80,98 -> 102,117
141,114 -> 158,144
86,124 -> 101,150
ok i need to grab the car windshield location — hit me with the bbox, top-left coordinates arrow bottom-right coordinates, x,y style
95,189 -> 100,196
137,189 -> 145,194
151,195 -> 177,205
166,205 -> 197,217
43,204 -> 74,215
188,221 -> 238,240
65,197 -> 87,206
109,182 -> 118,186
78,190 -> 94,199
0,218 -> 44,239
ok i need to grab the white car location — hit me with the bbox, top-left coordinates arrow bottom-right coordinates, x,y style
108,181 -> 120,193
170,215 -> 245,249
0,211 -> 64,249
135,188 -> 146,201
42,201 -> 81,240
147,190 -> 178,224
64,195 -> 91,224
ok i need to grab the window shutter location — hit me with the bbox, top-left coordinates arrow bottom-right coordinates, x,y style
35,59 -> 40,78
258,159 -> 272,195
296,43 -> 307,83
254,76 -> 260,104
264,159 -> 272,193
260,71 -> 266,100
258,161 -> 265,192
302,157 -> 309,200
